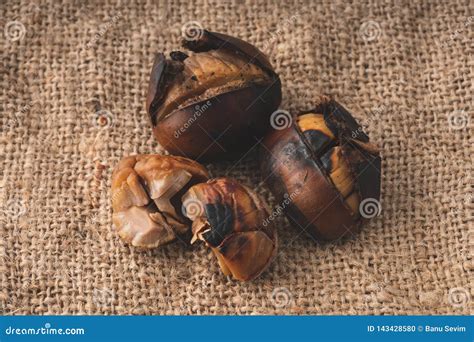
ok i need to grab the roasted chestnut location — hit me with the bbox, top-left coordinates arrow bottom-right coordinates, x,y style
111,154 -> 209,248
182,178 -> 278,281
146,30 -> 281,162
260,98 -> 382,241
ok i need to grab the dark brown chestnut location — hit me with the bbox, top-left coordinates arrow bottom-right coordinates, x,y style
260,98 -> 382,241
182,178 -> 277,281
146,30 -> 281,162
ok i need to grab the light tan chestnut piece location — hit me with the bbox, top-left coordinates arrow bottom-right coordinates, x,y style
182,178 -> 277,281
111,154 -> 209,248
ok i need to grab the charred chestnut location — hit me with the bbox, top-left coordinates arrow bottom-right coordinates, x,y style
146,30 -> 281,162
261,98 -> 382,241
182,178 -> 278,281
111,154 -> 209,248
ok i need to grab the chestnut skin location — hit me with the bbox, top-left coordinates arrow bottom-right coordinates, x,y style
260,98 -> 382,241
182,178 -> 278,281
146,30 -> 281,162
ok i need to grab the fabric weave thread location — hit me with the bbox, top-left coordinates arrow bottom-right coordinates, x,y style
0,0 -> 472,315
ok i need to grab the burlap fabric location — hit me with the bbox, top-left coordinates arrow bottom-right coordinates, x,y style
1,0 -> 472,315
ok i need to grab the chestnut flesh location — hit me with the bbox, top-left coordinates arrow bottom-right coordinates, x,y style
146,30 -> 282,162
111,154 -> 209,248
260,98 -> 382,241
182,178 -> 278,281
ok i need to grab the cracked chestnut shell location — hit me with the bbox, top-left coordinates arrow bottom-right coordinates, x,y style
182,178 -> 277,281
146,30 -> 281,162
111,154 -> 209,248
260,98 -> 382,241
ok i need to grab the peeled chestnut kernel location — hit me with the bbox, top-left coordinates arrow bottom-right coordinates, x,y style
111,154 -> 209,248
260,98 -> 381,241
146,30 -> 282,162
182,178 -> 278,281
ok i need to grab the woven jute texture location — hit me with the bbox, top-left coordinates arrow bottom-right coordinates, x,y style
1,0 -> 472,315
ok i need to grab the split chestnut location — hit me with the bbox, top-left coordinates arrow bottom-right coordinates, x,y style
111,156 -> 277,281
146,30 -> 281,162
260,98 -> 382,241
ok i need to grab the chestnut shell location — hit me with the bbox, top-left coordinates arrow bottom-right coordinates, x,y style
182,178 -> 278,281
260,98 -> 382,241
146,30 -> 282,162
